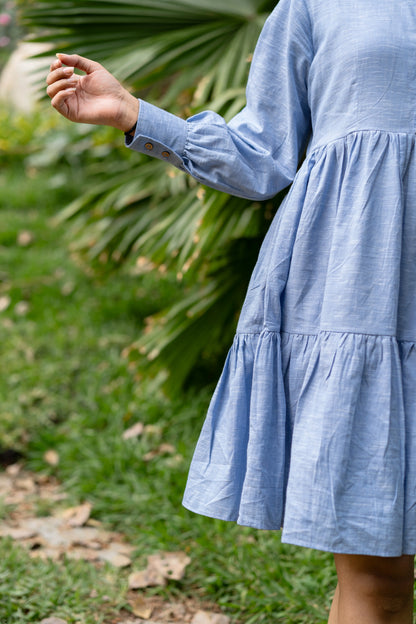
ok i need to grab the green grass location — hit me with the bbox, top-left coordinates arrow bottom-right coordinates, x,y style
0,117 -> 339,623
0,539 -> 127,624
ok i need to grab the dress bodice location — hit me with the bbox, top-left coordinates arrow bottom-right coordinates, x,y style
307,0 -> 416,151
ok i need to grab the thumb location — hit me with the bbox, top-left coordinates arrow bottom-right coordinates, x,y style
56,53 -> 102,74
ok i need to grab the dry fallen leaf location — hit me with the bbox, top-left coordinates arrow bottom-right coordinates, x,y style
30,547 -> 61,562
0,295 -> 11,312
128,567 -> 166,589
44,450 -> 60,466
98,548 -> 132,568
0,512 -> 134,567
122,621 -> 159,624
191,611 -> 230,624
0,474 -> 12,493
61,502 -> 92,527
143,424 -> 162,436
61,282 -> 75,296
17,230 -> 34,247
148,551 -> 191,581
129,551 -> 191,589
143,443 -> 176,462
129,595 -> 154,620
164,454 -> 184,469
64,547 -> 99,563
6,463 -> 22,476
14,301 -> 30,316
15,476 -> 36,492
113,542 -> 134,555
85,517 -> 102,528
0,526 -> 37,540
0,469 -> 65,508
122,422 -> 144,440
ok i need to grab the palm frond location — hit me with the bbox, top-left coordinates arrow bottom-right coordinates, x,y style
19,0 -> 273,100
19,0 -> 281,391
131,236 -> 264,393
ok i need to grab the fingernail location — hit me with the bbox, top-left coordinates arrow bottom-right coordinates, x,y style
63,68 -> 73,76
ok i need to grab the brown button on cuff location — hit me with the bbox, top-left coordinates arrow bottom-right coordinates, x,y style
144,142 -> 154,150
161,151 -> 171,158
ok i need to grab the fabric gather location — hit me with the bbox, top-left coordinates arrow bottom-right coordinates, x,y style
183,329 -> 416,556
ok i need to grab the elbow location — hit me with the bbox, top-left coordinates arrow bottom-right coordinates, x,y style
196,175 -> 280,201
231,168 -> 293,201
237,188 -> 279,201
242,183 -> 282,201
186,159 -> 292,201
228,150 -> 294,199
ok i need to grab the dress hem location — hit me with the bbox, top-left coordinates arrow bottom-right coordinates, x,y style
182,500 -> 416,556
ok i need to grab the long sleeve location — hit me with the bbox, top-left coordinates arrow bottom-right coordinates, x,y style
126,0 -> 313,201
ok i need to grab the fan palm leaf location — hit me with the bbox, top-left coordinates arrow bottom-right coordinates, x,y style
18,0 -> 281,392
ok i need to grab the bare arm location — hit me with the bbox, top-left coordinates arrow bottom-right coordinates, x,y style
46,53 -> 139,132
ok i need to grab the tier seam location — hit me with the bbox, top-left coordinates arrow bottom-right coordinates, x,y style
236,329 -> 416,341
308,128 -> 416,159
283,328 -> 395,338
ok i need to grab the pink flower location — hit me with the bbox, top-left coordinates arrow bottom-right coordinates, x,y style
0,36 -> 10,47
0,13 -> 11,26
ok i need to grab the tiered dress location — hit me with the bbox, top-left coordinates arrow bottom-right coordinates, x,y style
127,0 -> 416,556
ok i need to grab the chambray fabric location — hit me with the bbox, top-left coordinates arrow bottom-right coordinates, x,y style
127,0 -> 416,555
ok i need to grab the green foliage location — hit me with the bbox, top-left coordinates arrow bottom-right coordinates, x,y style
0,105 -> 127,169
0,1 -> 24,70
19,0 -> 273,102
0,155 -> 179,452
17,0 -> 283,392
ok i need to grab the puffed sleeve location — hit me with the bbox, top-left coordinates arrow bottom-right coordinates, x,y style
126,0 -> 313,200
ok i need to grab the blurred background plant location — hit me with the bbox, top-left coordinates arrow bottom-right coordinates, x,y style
14,0 -> 284,393
0,0 -> 24,70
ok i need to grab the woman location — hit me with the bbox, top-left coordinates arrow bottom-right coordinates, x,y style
47,0 -> 416,621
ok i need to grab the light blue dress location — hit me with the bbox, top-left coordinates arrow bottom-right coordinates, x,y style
127,0 -> 416,556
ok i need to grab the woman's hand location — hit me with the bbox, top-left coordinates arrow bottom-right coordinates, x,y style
46,53 -> 139,132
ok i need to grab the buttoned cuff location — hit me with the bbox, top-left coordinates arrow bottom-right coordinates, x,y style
125,99 -> 188,169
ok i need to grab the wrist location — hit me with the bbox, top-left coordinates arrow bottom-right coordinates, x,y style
124,121 -> 137,136
115,92 -> 140,133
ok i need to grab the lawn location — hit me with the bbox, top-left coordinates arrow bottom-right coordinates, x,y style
0,108 -> 337,623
